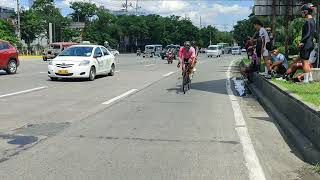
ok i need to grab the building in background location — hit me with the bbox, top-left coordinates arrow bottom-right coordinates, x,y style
0,6 -> 15,20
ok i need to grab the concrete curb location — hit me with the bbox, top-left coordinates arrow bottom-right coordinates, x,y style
239,60 -> 320,163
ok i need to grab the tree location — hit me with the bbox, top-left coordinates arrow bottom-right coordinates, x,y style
70,2 -> 97,22
32,0 -> 65,42
20,10 -> 44,50
0,19 -> 18,44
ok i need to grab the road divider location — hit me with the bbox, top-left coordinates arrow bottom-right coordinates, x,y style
102,89 -> 138,105
0,86 -> 48,99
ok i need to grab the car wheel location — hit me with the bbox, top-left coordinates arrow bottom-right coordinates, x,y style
6,60 -> 17,74
108,64 -> 115,76
50,77 -> 58,81
43,57 -> 47,61
88,66 -> 96,81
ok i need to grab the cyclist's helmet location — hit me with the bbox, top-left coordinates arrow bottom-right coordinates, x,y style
184,41 -> 191,50
301,3 -> 315,14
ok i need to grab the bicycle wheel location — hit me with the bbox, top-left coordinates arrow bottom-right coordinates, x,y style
182,76 -> 186,94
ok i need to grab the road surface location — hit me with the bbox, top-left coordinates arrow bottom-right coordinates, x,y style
0,54 -> 318,179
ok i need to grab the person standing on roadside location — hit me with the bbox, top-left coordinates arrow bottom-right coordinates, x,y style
253,31 -> 262,72
297,3 -> 316,83
253,20 -> 272,79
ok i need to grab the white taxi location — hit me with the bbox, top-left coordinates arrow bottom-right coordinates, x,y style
48,45 -> 115,81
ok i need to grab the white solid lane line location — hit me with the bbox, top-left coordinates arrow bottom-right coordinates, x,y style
0,86 -> 48,99
102,89 -> 138,105
163,72 -> 174,77
226,60 -> 266,180
39,72 -> 47,74
144,64 -> 155,67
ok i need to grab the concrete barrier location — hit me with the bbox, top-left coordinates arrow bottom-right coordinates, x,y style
312,68 -> 320,81
248,72 -> 320,163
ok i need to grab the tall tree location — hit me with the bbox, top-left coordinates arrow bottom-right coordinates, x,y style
0,19 -> 18,44
70,2 -> 97,22
32,0 -> 64,42
20,10 -> 44,50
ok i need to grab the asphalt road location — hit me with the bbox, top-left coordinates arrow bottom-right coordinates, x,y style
0,54 -> 319,180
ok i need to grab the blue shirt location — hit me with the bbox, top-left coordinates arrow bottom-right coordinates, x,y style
272,53 -> 288,69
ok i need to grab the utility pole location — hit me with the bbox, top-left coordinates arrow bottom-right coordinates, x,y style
317,4 -> 320,68
210,31 -> 212,45
16,0 -> 21,42
200,16 -> 202,28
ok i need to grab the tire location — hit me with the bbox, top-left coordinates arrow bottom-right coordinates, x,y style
108,64 -> 115,76
50,77 -> 58,81
43,57 -> 47,61
6,60 -> 17,74
88,66 -> 96,81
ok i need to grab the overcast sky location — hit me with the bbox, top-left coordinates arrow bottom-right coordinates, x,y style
2,0 -> 254,31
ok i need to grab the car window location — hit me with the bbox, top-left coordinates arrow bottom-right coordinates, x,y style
94,47 -> 103,56
101,47 -> 110,56
59,46 -> 93,57
3,43 -> 9,50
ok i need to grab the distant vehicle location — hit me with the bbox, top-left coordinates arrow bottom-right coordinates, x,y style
207,45 -> 222,58
110,49 -> 119,56
161,44 -> 180,59
0,40 -> 19,74
43,42 -> 78,61
48,45 -> 115,81
217,43 -> 229,54
241,48 -> 247,53
199,48 -> 207,53
232,46 -> 242,55
143,44 -> 162,58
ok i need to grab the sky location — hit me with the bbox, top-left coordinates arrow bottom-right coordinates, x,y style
2,0 -> 254,31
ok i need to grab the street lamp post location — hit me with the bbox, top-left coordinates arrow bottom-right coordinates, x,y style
16,0 -> 21,42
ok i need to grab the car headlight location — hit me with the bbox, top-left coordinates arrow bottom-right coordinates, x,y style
79,60 -> 90,66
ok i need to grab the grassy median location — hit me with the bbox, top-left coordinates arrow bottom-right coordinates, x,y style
273,80 -> 320,107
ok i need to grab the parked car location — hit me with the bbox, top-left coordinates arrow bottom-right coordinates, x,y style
0,40 -> 19,74
161,44 -> 180,59
43,42 -> 78,61
241,48 -> 247,53
110,49 -> 119,56
232,46 -> 242,55
48,45 -> 115,81
207,45 -> 222,58
143,44 -> 162,58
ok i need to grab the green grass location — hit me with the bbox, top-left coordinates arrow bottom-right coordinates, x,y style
273,80 -> 320,106
314,163 -> 320,174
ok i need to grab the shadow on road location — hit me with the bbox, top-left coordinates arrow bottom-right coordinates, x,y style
166,79 -> 228,95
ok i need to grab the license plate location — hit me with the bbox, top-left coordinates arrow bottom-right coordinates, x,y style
58,70 -> 68,74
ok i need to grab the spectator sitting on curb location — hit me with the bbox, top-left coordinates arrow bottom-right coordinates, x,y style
280,49 -> 317,82
270,47 -> 288,77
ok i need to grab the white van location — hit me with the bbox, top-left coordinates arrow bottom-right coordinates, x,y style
232,46 -> 241,55
207,45 -> 222,58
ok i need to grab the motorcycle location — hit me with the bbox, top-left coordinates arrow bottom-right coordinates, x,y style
137,50 -> 141,56
167,51 -> 174,64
